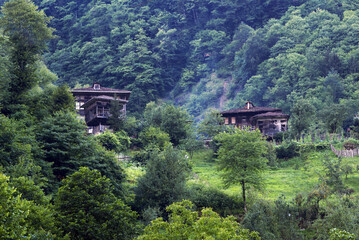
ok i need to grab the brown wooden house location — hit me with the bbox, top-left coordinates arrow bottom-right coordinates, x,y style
220,101 -> 289,136
72,83 -> 130,134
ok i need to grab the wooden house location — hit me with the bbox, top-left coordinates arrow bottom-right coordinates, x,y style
220,101 -> 289,136
72,83 -> 130,134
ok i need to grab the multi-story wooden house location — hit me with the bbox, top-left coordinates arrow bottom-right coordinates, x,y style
220,101 -> 289,136
72,83 -> 131,134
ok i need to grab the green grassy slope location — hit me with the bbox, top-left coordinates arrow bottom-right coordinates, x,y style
189,149 -> 359,201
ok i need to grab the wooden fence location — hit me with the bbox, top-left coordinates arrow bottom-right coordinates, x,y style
330,144 -> 359,158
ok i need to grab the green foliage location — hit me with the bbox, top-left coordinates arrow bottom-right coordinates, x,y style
143,102 -> 192,146
215,128 -> 267,211
0,173 -> 63,239
107,99 -> 125,132
329,228 -> 356,240
276,141 -> 300,159
265,142 -> 278,167
0,114 -> 51,187
55,167 -> 139,240
0,114 -> 34,167
198,110 -> 227,139
322,157 -> 346,193
10,176 -> 49,205
178,131 -> 203,160
37,0 -> 303,114
95,130 -> 130,152
187,184 -> 242,216
311,196 -> 359,239
290,99 -> 315,139
134,146 -> 191,213
0,173 -> 30,238
36,111 -> 126,195
138,200 -> 260,240
243,197 -> 303,240
139,127 -> 172,151
320,103 -> 350,134
50,84 -> 75,113
0,0 -> 54,114
35,111 -> 87,183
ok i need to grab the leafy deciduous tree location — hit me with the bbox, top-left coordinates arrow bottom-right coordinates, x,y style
290,99 -> 315,139
138,200 -> 260,240
215,128 -> 267,212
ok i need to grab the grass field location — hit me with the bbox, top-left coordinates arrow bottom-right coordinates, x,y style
188,149 -> 359,201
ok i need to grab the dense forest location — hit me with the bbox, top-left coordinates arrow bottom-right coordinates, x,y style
32,0 -> 308,114
1,0 -> 359,239
26,0 -> 359,129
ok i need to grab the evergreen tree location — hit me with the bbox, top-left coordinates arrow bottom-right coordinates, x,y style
134,146 -> 191,214
107,99 -> 125,132
0,0 -> 54,115
55,167 -> 139,240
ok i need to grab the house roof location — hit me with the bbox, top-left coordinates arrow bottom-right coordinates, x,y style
221,106 -> 282,114
72,87 -> 131,94
251,111 -> 289,119
72,83 -> 131,94
81,95 -> 128,108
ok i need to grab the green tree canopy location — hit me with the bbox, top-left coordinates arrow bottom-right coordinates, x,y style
290,99 -> 316,139
143,102 -> 192,146
55,167 -> 139,240
0,0 -> 54,114
134,146 -> 191,214
198,110 -> 228,139
215,128 -> 267,212
138,200 -> 260,240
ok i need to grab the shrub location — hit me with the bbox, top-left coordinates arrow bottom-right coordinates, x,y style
96,130 -> 121,152
276,141 -> 300,159
131,150 -> 151,165
264,142 -> 277,167
187,184 -> 242,216
243,197 -> 302,240
343,138 -> 359,150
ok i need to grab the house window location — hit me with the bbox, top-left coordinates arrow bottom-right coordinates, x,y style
225,118 -> 229,124
94,83 -> 100,90
76,102 -> 81,110
231,117 -> 236,124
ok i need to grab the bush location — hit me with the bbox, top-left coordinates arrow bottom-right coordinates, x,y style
276,141 -> 330,160
343,138 -> 359,150
276,141 -> 300,159
96,130 -> 122,152
243,197 -> 302,240
315,142 -> 330,150
139,127 -> 171,151
187,184 -> 242,216
311,196 -> 359,239
131,150 -> 151,165
264,142 -> 277,167
273,131 -> 290,143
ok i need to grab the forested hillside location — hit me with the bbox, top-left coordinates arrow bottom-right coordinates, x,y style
26,0 -> 359,128
2,1 -> 359,239
29,0 -> 305,114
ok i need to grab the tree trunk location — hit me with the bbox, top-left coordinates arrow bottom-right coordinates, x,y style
242,180 -> 247,212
